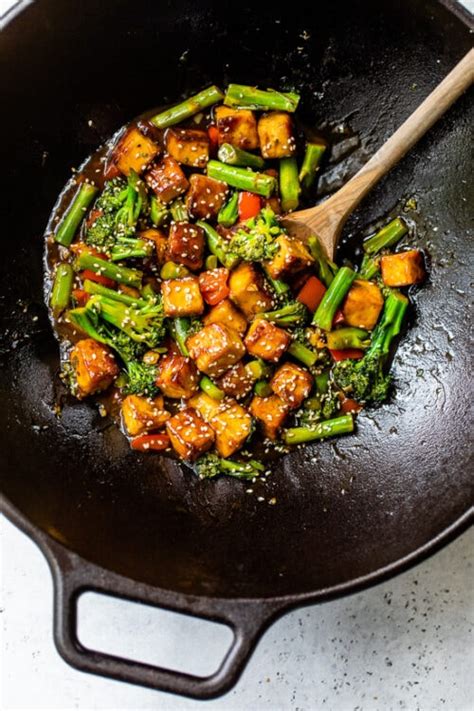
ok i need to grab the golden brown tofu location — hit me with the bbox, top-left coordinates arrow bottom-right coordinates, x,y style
214,106 -> 259,150
145,156 -> 189,204
265,235 -> 314,281
139,228 -> 168,264
155,353 -> 199,398
244,319 -> 291,362
216,362 -> 253,399
121,394 -> 170,437
166,222 -> 204,271
166,407 -> 214,461
112,127 -> 160,176
161,277 -> 204,317
270,363 -> 313,409
342,279 -> 384,330
257,112 -> 296,159
187,323 -> 246,378
188,391 -> 221,423
165,128 -> 209,168
203,299 -> 248,337
70,338 -> 119,398
250,394 -> 290,440
185,174 -> 228,221
381,250 -> 425,287
210,400 -> 253,458
228,263 -> 273,319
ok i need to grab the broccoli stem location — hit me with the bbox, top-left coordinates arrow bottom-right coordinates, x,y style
371,289 -> 408,355
258,301 -> 308,327
326,327 -> 370,350
55,182 -> 98,247
359,255 -> 380,280
288,341 -> 318,367
363,217 -> 408,255
254,380 -> 272,397
150,196 -> 169,226
196,220 -> 240,269
313,266 -> 356,331
217,143 -> 265,170
299,142 -> 326,191
75,253 -> 143,289
83,279 -> 148,307
50,263 -> 74,314
170,317 -> 191,356
200,375 -> 225,401
217,458 -> 265,479
160,261 -> 191,280
315,370 -> 330,394
245,359 -> 271,381
307,236 -> 338,287
68,307 -> 109,345
207,160 -> 276,198
224,84 -> 300,112
284,414 -> 354,445
279,157 -> 301,212
217,192 -> 239,228
264,270 -> 291,298
150,85 -> 224,128
110,237 -> 153,262
170,198 -> 188,222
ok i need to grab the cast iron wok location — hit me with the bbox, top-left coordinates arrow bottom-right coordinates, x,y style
0,0 -> 473,699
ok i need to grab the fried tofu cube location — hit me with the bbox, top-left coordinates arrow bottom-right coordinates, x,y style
155,353 -> 199,399
185,174 -> 228,221
270,363 -> 313,409
214,106 -> 259,150
381,250 -> 425,287
257,112 -> 296,159
250,394 -> 290,440
139,228 -> 168,264
161,277 -> 204,317
70,338 -> 119,398
166,408 -> 214,461
187,323 -> 246,378
203,299 -> 248,337
121,394 -> 170,437
342,279 -> 384,330
228,263 -> 273,319
145,156 -> 189,204
112,127 -> 160,176
165,128 -> 209,168
188,391 -> 221,423
166,222 -> 204,271
265,235 -> 314,280
216,362 -> 253,399
210,400 -> 253,458
244,319 -> 291,362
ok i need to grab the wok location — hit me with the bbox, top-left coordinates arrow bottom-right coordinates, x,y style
0,0 -> 473,699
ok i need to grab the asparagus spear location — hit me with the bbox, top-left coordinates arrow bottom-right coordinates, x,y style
224,84 -> 300,112
363,217 -> 407,255
170,198 -> 188,222
150,85 -> 224,128
326,327 -> 370,350
75,253 -> 143,289
200,376 -> 225,401
284,414 -> 354,445
287,341 -> 318,367
217,143 -> 265,170
217,192 -> 239,228
313,267 -> 356,330
299,142 -> 326,191
207,160 -> 276,198
55,182 -> 98,247
279,157 -> 301,212
196,220 -> 240,269
50,263 -> 74,314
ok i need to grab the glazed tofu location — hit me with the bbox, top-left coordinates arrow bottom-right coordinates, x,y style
250,394 -> 290,440
155,353 -> 199,398
70,338 -> 119,398
161,277 -> 204,317
244,319 -> 291,362
188,391 -> 221,422
185,174 -> 228,221
145,156 -> 189,204
139,228 -> 168,264
166,408 -> 214,461
214,106 -> 259,150
165,128 -> 209,168
166,222 -> 205,271
121,394 -> 170,437
228,263 -> 273,319
257,112 -> 296,159
342,279 -> 384,330
270,363 -> 313,409
112,127 -> 160,176
381,250 -> 425,287
265,235 -> 314,281
210,401 -> 253,458
203,299 -> 248,337
216,362 -> 253,399
187,323 -> 246,378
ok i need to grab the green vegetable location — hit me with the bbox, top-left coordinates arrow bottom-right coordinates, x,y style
228,208 -> 281,263
160,261 -> 190,280
363,217 -> 408,255
124,361 -> 159,397
326,327 -> 370,350
207,160 -> 276,198
313,267 -> 356,331
287,341 -> 318,367
257,301 -> 308,328
284,414 -> 354,445
217,143 -> 265,170
83,279 -> 148,307
217,192 -> 239,228
82,295 -> 166,348
264,271 -> 291,299
50,263 -> 74,314
254,380 -> 272,397
196,452 -> 265,480
75,253 -> 143,289
279,157 -> 300,212
200,376 -> 225,401
55,182 -> 98,247
197,220 -> 240,270
205,254 -> 219,270
169,317 -> 200,356
359,256 -> 381,280
150,85 -> 224,128
150,196 -> 169,226
245,359 -> 271,381
110,236 -> 153,262
224,84 -> 300,112
315,370 -> 330,394
307,236 -> 338,288
299,142 -> 326,191
170,198 -> 188,222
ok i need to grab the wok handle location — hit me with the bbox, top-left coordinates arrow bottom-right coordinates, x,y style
50,559 -> 281,700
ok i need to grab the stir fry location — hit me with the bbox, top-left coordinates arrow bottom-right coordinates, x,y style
47,84 -> 425,479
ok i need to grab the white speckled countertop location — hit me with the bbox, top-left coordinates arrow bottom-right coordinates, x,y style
1,1 -> 473,708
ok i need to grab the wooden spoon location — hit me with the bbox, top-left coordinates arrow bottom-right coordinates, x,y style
282,48 -> 474,259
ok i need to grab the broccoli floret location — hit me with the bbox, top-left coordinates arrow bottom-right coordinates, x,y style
123,360 -> 159,397
87,295 -> 166,349
195,453 -> 265,480
229,207 -> 282,263
258,301 -> 308,328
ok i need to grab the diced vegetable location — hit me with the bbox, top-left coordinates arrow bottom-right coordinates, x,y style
329,348 -> 365,361
296,276 -> 326,312
326,327 -> 370,351
200,375 -> 225,401
363,217 -> 408,255
218,192 -> 239,228
197,220 -> 240,270
313,267 -> 356,331
287,341 -> 318,367
284,414 -> 354,444
75,253 -> 142,289
80,269 -> 116,289
160,261 -> 191,280
238,192 -> 262,221
150,85 -> 224,128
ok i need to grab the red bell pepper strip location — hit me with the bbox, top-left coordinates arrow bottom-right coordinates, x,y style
340,397 -> 363,414
296,275 -> 326,312
208,125 -> 220,156
238,192 -> 262,221
130,433 -> 170,452
198,268 -> 230,305
329,348 -> 364,361
72,289 -> 90,307
80,270 -> 116,289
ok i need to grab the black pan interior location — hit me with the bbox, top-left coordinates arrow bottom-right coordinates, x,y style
1,0 -> 472,598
